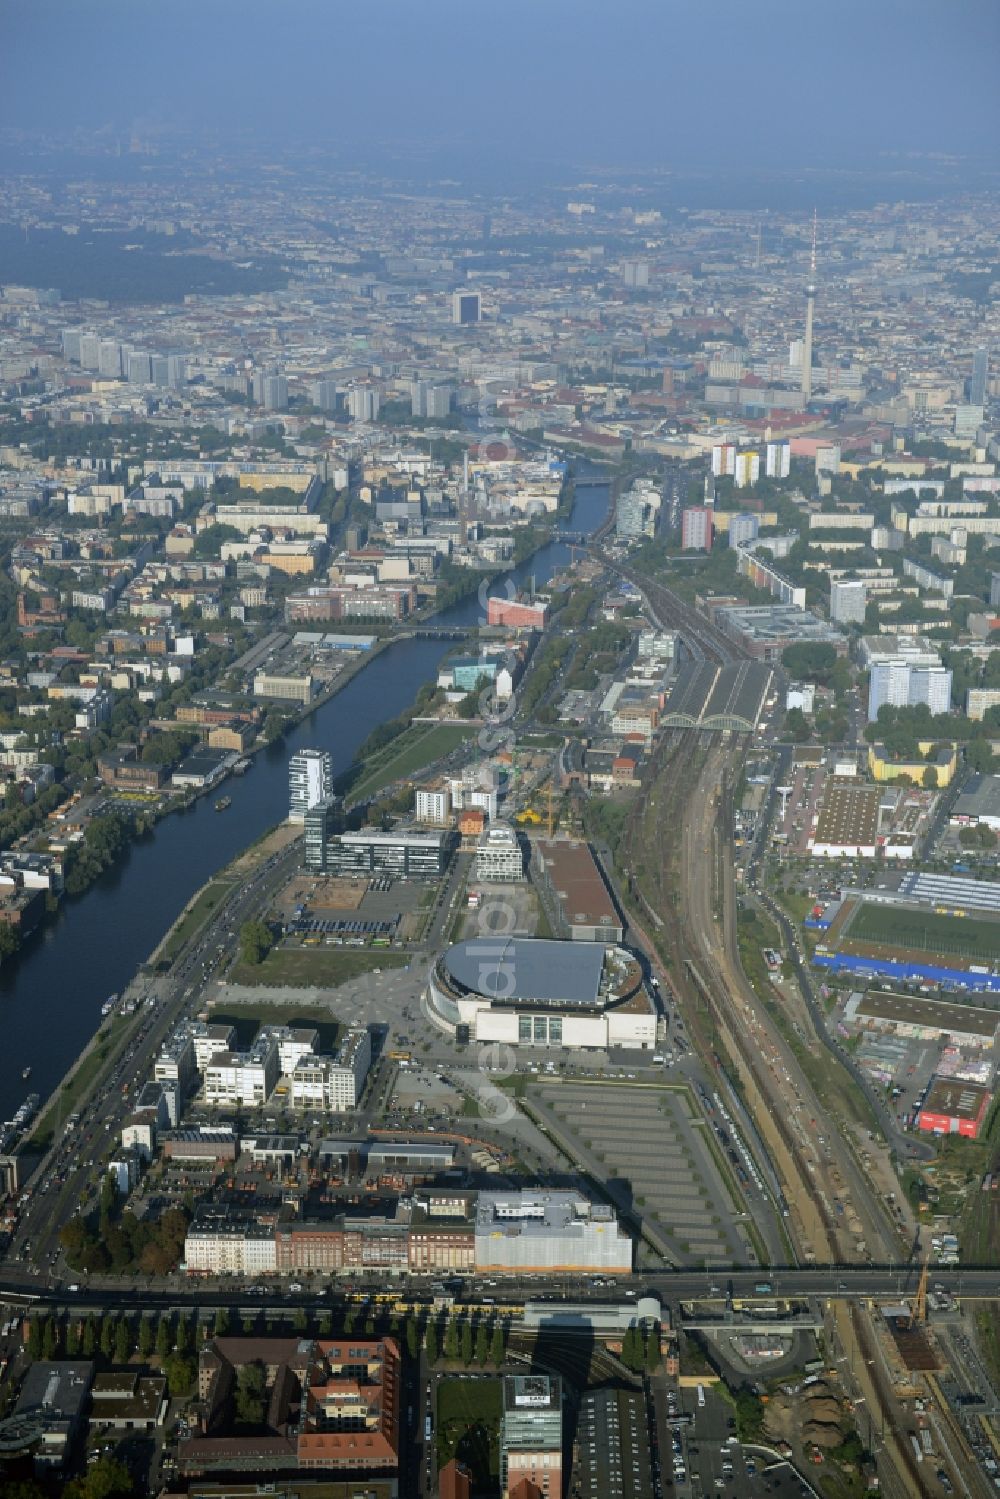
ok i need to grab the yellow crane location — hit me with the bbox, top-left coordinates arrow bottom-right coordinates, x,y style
914,1257 -> 930,1324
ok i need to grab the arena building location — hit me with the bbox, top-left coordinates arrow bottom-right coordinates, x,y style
427,936 -> 655,1049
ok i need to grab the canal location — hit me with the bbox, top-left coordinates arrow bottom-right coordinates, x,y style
0,479 -> 610,1115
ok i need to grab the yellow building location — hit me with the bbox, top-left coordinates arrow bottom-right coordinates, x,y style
867,741 -> 957,787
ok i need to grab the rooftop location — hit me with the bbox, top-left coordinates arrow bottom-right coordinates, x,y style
441,937 -> 607,1007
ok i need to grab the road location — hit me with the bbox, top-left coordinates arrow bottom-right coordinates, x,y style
7,834 -> 306,1277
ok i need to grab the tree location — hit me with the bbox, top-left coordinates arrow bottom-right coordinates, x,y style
781,641 -> 837,683
63,1457 -> 135,1499
100,1316 -> 115,1361
82,1317 -> 97,1359
318,1312 -> 332,1337
26,1317 -> 42,1361
784,707 -> 810,743
214,1308 -> 231,1337
443,1316 -> 459,1361
460,1320 -> 473,1366
235,1360 -> 268,1426
922,765 -> 939,790
475,1322 -> 489,1365
138,1316 -> 155,1359
175,1316 -> 192,1356
41,1316 -> 57,1361
156,1315 -> 172,1360
66,1318 -> 81,1358
405,1318 -> 419,1361
490,1324 -> 505,1366
114,1319 -> 132,1364
163,1353 -> 197,1398
425,1320 -> 438,1365
239,918 -> 273,966
293,1306 -> 308,1334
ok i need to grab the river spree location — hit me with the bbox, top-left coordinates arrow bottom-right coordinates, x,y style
0,480 -> 610,1117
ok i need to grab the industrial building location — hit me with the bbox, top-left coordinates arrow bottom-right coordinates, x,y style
950,774 -> 1000,831
533,839 -> 623,942
809,778 -> 881,858
429,937 -> 655,1050
575,1388 -> 654,1499
917,1078 -> 991,1139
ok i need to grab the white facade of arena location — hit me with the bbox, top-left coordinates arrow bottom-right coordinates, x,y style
427,937 -> 656,1051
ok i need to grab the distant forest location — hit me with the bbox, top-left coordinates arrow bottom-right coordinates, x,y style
0,225 -> 288,303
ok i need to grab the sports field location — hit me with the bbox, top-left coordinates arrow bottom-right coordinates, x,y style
844,901 -> 1000,964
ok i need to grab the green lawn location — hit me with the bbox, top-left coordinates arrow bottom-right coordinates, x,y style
208,1005 -> 342,1052
845,902 -> 1000,963
344,722 -> 475,805
160,878 -> 236,962
435,1377 -> 501,1488
228,945 -> 407,989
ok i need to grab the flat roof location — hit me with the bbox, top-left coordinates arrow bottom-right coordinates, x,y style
953,774 -> 1000,822
814,779 -> 880,847
716,604 -> 842,644
899,871 -> 1000,915
442,937 -> 606,1007
534,839 -> 620,931
921,1077 -> 991,1120
856,990 -> 1000,1039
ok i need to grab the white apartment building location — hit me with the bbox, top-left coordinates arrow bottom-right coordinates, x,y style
204,1036 -> 279,1107
153,1028 -> 196,1091
288,748 -> 333,823
190,1023 -> 237,1073
415,782 -> 452,825
184,1220 -> 278,1276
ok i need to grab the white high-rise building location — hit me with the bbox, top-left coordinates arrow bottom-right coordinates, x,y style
711,443 -> 736,477
868,662 -> 952,722
830,579 -> 866,625
734,450 -> 760,488
347,384 -> 380,422
288,748 -> 334,824
765,440 -> 791,478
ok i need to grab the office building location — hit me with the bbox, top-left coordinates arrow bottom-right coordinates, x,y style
126,350 -> 152,384
726,513 -> 760,549
304,795 -> 342,870
476,1189 -> 633,1274
254,670 -> 315,705
990,572 -> 1000,610
452,290 -> 482,325
681,506 -> 713,551
765,440 -> 791,478
204,1033 -> 280,1107
474,823 -> 525,883
487,595 -> 550,630
868,661 -> 952,722
971,346 -> 989,406
78,332 -> 102,370
501,1375 -> 563,1499
14,1362 -> 94,1473
955,403 -> 984,439
830,579 -> 866,625
616,488 -> 656,540
97,339 -> 123,378
326,828 -> 453,879
291,1027 -> 371,1111
289,748 -> 334,824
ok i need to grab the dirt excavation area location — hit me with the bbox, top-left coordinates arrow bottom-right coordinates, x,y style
764,1378 -> 848,1453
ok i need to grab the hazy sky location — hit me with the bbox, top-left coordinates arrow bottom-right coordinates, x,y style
2,0 -> 998,177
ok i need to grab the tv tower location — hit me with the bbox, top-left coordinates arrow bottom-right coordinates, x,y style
801,210 -> 817,407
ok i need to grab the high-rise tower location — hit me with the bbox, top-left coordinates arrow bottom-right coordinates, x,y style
801,210 -> 817,407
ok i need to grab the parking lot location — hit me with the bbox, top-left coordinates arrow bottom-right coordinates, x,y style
535,1081 -> 749,1265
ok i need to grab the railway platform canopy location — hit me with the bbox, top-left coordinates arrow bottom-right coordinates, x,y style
661,661 -> 773,733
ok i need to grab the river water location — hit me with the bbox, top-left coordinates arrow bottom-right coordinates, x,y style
0,480 -> 610,1117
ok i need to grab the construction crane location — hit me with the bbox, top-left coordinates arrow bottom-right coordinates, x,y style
547,781 -> 555,839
